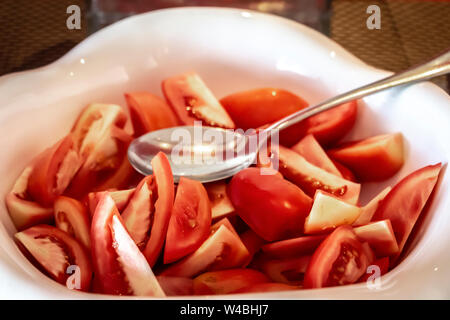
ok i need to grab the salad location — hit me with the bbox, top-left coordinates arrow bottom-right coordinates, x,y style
6,72 -> 441,296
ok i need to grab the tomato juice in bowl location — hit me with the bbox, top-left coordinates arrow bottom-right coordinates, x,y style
0,8 -> 449,299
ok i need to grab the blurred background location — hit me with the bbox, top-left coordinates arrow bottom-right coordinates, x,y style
0,0 -> 449,91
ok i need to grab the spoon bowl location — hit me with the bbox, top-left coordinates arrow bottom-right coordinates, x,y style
128,126 -> 256,182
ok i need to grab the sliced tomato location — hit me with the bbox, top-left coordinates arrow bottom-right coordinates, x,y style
142,152 -> 175,266
15,224 -> 92,291
232,282 -> 299,293
125,92 -> 179,137
328,133 -> 404,181
28,134 -> 82,206
372,164 -> 442,255
66,104 -> 132,198
220,88 -> 308,146
292,134 -> 341,177
87,187 -> 136,216
6,166 -> 53,231
205,180 -> 235,220
304,191 -> 362,234
261,234 -> 326,259
228,167 -> 313,241
162,72 -> 235,128
156,276 -> 194,296
304,100 -> 358,147
54,196 -> 91,249
90,192 -> 165,296
359,257 -> 390,282
260,255 -> 311,285
164,177 -> 212,264
240,229 -> 266,267
160,224 -> 249,278
92,156 -> 137,192
276,145 -> 360,204
354,220 -> 399,257
121,176 -> 155,249
211,217 -> 239,237
193,269 -> 269,295
352,187 -> 391,226
303,225 -> 371,288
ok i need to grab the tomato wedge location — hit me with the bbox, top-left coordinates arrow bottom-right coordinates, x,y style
228,167 -> 313,241
28,134 -> 82,206
303,225 -> 371,288
161,224 -> 249,278
353,220 -> 399,257
220,88 -> 308,146
304,191 -> 362,234
240,229 -> 266,267
162,72 -> 235,128
6,166 -> 53,231
304,100 -> 358,147
292,134 -> 341,177
164,177 -> 212,264
67,104 -> 132,197
54,196 -> 91,249
142,152 -> 175,266
276,145 -> 361,204
205,180 -> 235,220
121,176 -> 155,249
125,92 -> 179,137
328,133 -> 404,181
372,163 -> 442,255
15,224 -> 92,291
261,234 -> 326,259
193,269 -> 269,295
90,192 -> 165,296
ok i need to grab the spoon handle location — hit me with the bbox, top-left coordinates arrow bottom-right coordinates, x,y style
266,49 -> 450,133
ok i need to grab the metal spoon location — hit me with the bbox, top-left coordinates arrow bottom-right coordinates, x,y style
128,50 -> 450,183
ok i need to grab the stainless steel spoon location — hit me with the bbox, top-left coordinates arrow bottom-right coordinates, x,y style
128,50 -> 450,183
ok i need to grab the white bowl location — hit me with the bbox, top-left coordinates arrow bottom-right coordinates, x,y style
0,7 -> 449,299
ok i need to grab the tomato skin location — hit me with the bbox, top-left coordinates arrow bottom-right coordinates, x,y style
164,177 -> 212,264
28,135 -> 81,206
261,234 -> 326,259
372,164 -> 442,255
303,225 -> 371,289
143,152 -> 175,267
220,88 -> 308,146
193,269 -> 270,295
328,133 -> 404,181
305,100 -> 358,147
259,255 -> 311,285
125,92 -> 179,137
228,168 -> 313,241
15,224 -> 92,291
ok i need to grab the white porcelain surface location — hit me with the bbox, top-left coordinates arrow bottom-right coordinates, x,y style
0,7 -> 449,299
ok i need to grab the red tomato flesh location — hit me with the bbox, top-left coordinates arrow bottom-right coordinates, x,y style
164,177 -> 212,264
